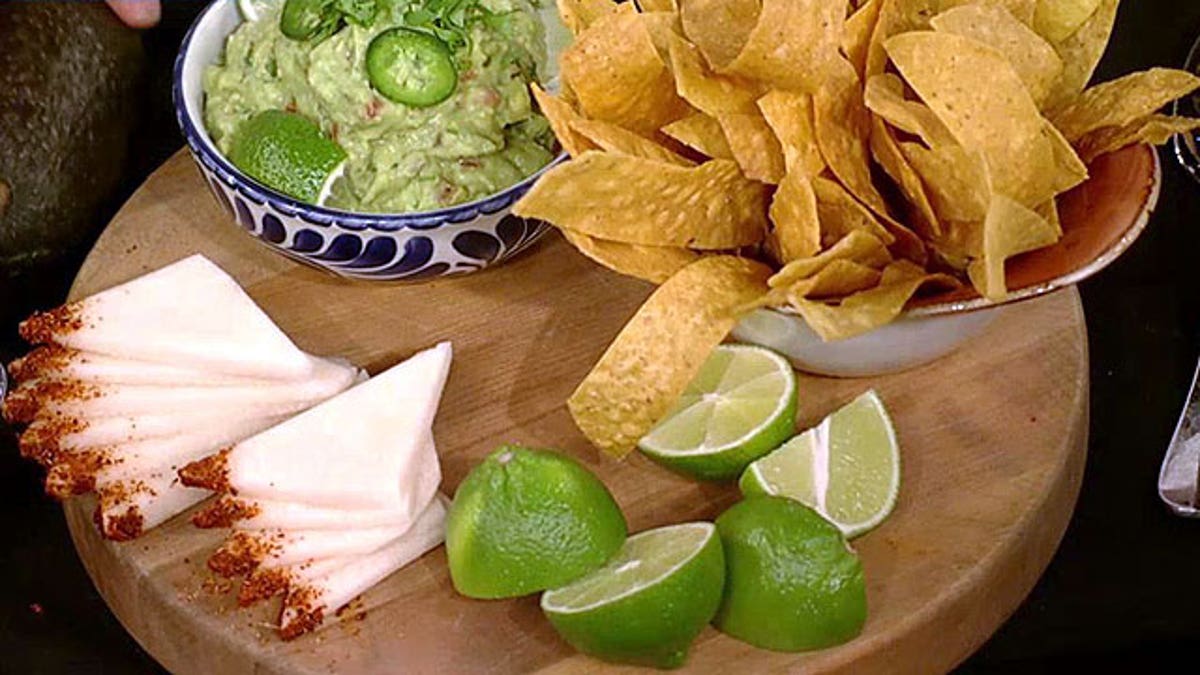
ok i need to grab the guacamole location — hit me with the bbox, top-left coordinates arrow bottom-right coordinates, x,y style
203,0 -> 557,213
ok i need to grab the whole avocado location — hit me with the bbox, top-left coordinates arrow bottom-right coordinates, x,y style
0,2 -> 143,277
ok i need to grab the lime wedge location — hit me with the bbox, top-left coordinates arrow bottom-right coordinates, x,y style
228,110 -> 347,205
638,344 -> 797,481
541,522 -> 725,669
740,390 -> 900,538
237,0 -> 278,22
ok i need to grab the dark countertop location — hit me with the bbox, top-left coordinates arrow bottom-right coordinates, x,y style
3,1 -> 1200,672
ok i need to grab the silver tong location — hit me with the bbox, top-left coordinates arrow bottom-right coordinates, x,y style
1160,355 -> 1200,516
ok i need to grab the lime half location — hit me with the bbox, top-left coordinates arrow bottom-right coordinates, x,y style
714,495 -> 866,652
740,390 -> 900,538
228,110 -> 347,205
541,522 -> 724,669
638,344 -> 797,481
446,445 -> 627,599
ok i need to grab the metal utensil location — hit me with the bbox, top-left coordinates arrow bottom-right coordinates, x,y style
1159,33 -> 1200,515
1174,32 -> 1200,181
1160,355 -> 1200,516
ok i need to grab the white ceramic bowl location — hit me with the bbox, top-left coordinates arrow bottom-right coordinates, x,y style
732,305 -> 1006,378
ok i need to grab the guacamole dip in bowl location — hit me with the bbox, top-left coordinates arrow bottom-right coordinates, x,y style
205,0 -> 557,213
174,0 -> 569,280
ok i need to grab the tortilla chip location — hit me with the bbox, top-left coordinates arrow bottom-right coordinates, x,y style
637,0 -> 678,12
844,0 -> 883,79
768,171 -> 821,264
556,0 -> 630,36
1037,198 -> 1061,236
1075,115 -> 1200,163
661,113 -> 736,159
863,73 -> 957,148
929,219 -> 983,271
769,229 -> 893,289
756,90 -> 826,178
870,116 -> 941,237
865,0 -> 1038,74
791,261 -> 959,341
810,176 -> 897,248
721,0 -> 847,93
967,193 -> 1061,299
678,0 -> 761,70
561,11 -> 691,135
667,32 -> 762,116
785,260 -> 885,300
752,259 -> 884,310
639,11 -> 683,61
1041,0 -> 1118,111
1033,0 -> 1102,43
569,118 -> 696,166
930,3 -> 1063,106
531,84 -> 599,158
514,152 -> 769,249
568,256 -> 772,457
900,140 -> 991,223
1048,68 -> 1200,142
813,62 -> 892,219
1043,122 -> 1089,194
716,110 -> 787,184
560,230 -> 702,283
866,0 -> 940,78
886,31 -> 1059,207
938,0 -> 1036,26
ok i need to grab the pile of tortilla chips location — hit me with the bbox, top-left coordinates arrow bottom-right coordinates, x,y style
514,0 -> 1200,457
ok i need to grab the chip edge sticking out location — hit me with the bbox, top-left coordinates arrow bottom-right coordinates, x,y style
568,255 -> 772,457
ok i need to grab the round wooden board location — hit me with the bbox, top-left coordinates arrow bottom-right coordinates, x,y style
62,151 -> 1088,674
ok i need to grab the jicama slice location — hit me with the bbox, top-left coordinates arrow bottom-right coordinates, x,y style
94,470 -> 212,540
91,414 -> 290,487
278,495 -> 448,640
7,346 -> 350,388
47,431 -> 230,498
195,492 -> 432,532
180,343 -> 451,511
208,525 -> 405,577
237,495 -> 449,605
40,410 -> 289,483
2,254 -> 372,542
192,432 -> 438,531
19,410 -> 292,465
18,255 -> 314,380
2,356 -> 360,424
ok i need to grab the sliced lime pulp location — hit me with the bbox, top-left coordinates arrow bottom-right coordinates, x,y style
740,390 -> 900,538
542,522 -> 724,669
638,344 -> 797,481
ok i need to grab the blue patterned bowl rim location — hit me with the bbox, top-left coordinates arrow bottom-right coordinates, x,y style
172,0 -> 569,233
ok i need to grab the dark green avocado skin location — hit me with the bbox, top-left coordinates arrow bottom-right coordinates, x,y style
0,2 -> 144,278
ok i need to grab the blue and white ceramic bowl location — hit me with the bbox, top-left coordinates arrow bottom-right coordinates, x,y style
173,0 -> 568,281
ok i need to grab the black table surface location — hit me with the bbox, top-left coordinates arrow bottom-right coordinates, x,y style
4,1 -> 1200,672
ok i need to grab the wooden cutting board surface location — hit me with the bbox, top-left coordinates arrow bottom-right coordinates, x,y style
62,151 -> 1089,674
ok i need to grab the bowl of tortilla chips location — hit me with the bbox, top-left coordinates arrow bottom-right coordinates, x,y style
514,0 -> 1198,451
732,142 -> 1162,376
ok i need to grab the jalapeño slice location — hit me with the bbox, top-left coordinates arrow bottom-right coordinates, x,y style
366,28 -> 458,108
280,0 -> 336,41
